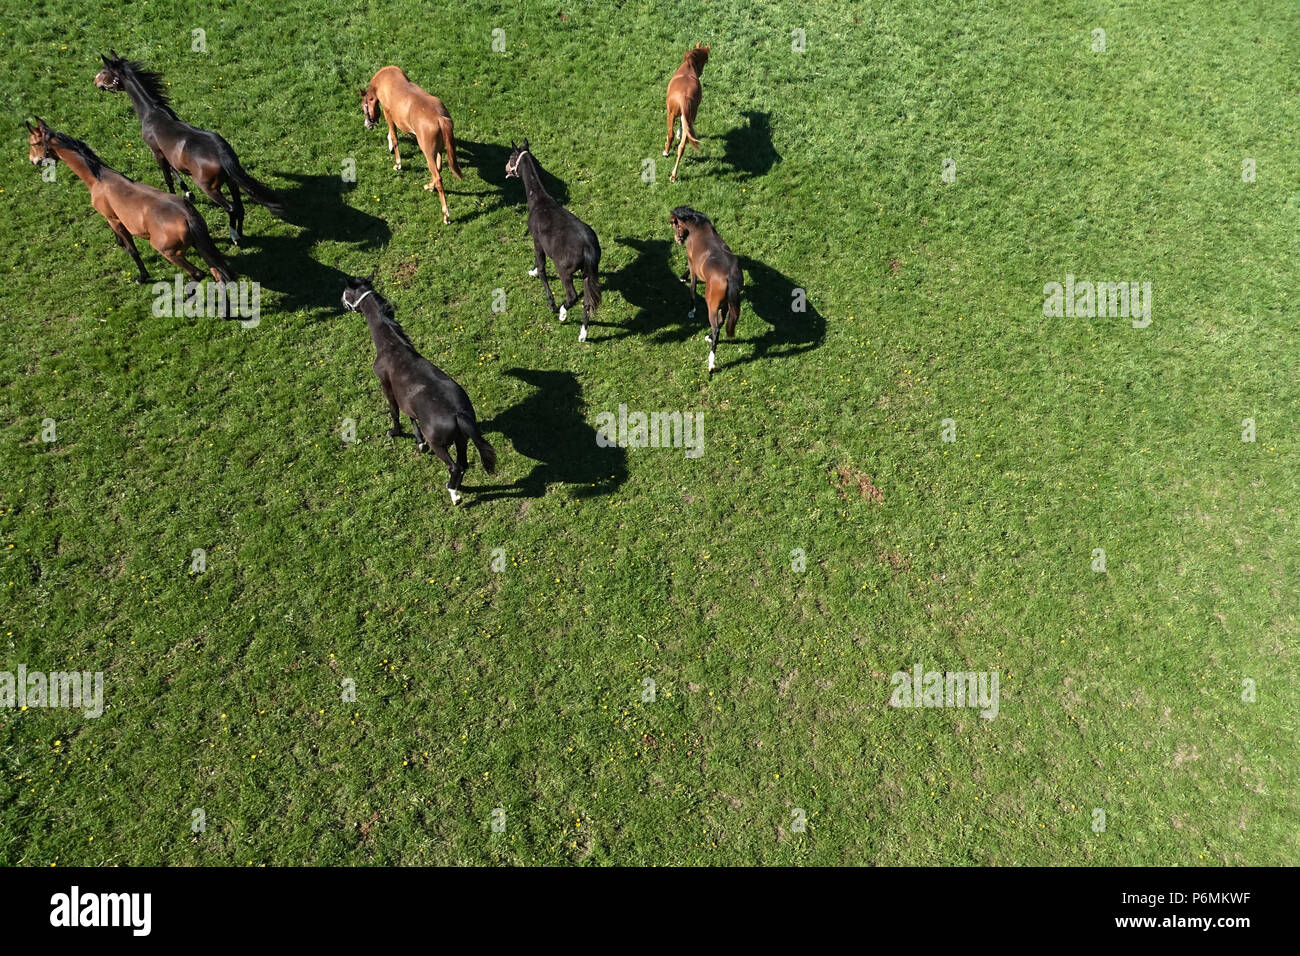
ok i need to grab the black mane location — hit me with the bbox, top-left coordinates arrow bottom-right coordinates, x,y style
49,131 -> 108,179
113,58 -> 179,118
671,206 -> 713,228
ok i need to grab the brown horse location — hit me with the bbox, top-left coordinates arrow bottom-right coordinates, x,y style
663,43 -> 710,182
361,66 -> 462,224
26,119 -> 234,286
670,206 -> 741,374
94,52 -> 284,245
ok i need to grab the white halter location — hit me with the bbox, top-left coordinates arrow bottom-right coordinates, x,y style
346,288 -> 376,312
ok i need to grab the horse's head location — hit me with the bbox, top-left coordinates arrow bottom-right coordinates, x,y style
504,139 -> 531,179
669,205 -> 699,245
360,86 -> 381,129
94,51 -> 126,91
686,42 -> 710,71
25,119 -> 55,166
341,274 -> 379,312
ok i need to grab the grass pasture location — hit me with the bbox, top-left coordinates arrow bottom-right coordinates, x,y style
0,0 -> 1296,865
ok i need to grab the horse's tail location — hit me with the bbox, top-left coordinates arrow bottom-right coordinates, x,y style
456,412 -> 496,474
724,271 -> 742,338
681,108 -> 701,149
184,203 -> 236,284
583,248 -> 602,313
440,115 -> 463,180
218,140 -> 286,217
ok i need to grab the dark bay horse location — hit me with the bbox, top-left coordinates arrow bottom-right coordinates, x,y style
94,52 -> 284,244
361,66 -> 462,224
341,276 -> 496,505
27,119 -> 234,286
670,206 -> 741,374
505,140 -> 602,343
663,43 -> 709,182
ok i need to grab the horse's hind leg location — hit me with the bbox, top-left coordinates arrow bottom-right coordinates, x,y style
707,306 -> 722,374
663,101 -> 678,157
411,417 -> 428,452
558,271 -> 581,324
421,141 -> 451,225
156,245 -> 205,282
227,185 -> 246,243
194,177 -> 239,244
429,443 -> 463,505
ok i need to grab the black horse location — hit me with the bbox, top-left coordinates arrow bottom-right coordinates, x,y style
505,140 -> 602,342
341,277 -> 496,505
95,52 -> 284,244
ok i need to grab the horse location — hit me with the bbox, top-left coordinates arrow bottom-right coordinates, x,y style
341,276 -> 496,505
26,119 -> 235,289
94,51 -> 284,244
361,66 -> 462,224
669,206 -> 741,374
505,140 -> 602,343
663,43 -> 710,182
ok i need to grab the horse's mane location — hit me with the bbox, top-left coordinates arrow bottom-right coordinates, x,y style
369,293 -> 416,350
671,206 -> 714,229
49,131 -> 107,179
114,59 -> 179,118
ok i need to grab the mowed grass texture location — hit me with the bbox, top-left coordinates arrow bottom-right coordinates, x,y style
1,1 -> 1296,865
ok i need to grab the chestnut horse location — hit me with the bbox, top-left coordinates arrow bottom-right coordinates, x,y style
341,276 -> 495,505
663,43 -> 710,182
505,140 -> 602,343
670,206 -> 741,374
361,66 -> 462,224
27,119 -> 234,286
94,52 -> 284,245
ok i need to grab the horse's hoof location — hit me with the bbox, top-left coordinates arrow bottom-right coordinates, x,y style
393,163 -> 401,171
708,355 -> 717,373
558,305 -> 568,323
135,276 -> 151,285
418,442 -> 429,453
423,182 -> 435,191
386,428 -> 400,438
578,326 -> 587,343
442,214 -> 450,225
448,488 -> 462,506
528,267 -> 540,278
688,308 -> 696,319
662,150 -> 670,157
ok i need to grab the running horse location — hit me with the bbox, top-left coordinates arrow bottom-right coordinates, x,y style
361,66 -> 462,224
341,276 -> 496,505
94,52 -> 284,244
669,206 -> 741,374
663,42 -> 710,182
26,119 -> 234,287
505,140 -> 602,343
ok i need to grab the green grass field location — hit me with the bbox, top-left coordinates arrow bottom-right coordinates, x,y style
1,0 -> 1296,865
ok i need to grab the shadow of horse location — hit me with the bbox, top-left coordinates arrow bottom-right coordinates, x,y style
718,111 -> 780,181
231,172 -> 390,317
456,139 -> 570,220
469,367 -> 627,503
602,239 -> 825,368
725,256 -> 825,368
599,237 -> 694,345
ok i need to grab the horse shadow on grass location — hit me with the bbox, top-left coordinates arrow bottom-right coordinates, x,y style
467,368 -> 627,504
230,172 -> 390,318
599,239 -> 825,367
717,111 -> 780,181
455,139 -> 570,222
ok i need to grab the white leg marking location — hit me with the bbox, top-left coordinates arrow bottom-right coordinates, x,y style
578,324 -> 587,343
708,351 -> 716,372
558,305 -> 568,323
688,307 -> 696,319
228,226 -> 239,244
528,267 -> 540,278
448,488 -> 462,506
387,132 -> 394,152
